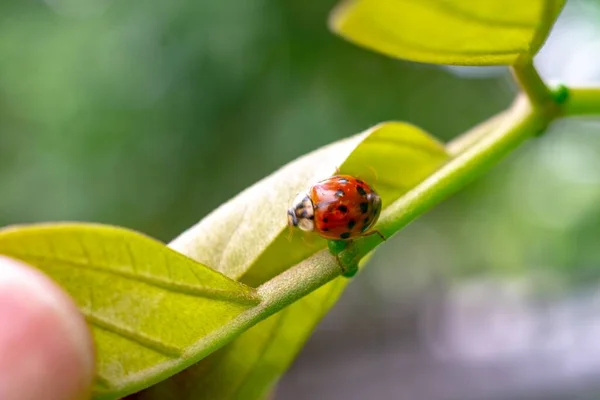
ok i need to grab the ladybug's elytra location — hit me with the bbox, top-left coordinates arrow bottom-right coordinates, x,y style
287,175 -> 383,241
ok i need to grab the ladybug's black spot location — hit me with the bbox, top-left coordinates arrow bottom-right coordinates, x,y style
360,202 -> 369,214
338,178 -> 349,184
323,217 -> 329,223
340,232 -> 351,239
356,179 -> 364,185
322,227 -> 329,232
347,219 -> 356,229
335,189 -> 345,198
363,217 -> 370,225
361,224 -> 369,232
357,186 -> 367,196
338,205 -> 348,213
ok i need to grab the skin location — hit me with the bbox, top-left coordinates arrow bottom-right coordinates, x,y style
0,256 -> 95,400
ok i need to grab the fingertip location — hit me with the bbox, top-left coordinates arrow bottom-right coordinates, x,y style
0,256 -> 95,400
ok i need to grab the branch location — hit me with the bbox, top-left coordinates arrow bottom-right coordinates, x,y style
563,87 -> 600,116
511,60 -> 554,111
348,96 -> 546,262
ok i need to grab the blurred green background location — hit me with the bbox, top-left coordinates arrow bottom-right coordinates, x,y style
3,0 -> 600,398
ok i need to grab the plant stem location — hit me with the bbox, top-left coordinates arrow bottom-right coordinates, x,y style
563,87 -> 600,116
349,96 -> 547,261
511,61 -> 554,110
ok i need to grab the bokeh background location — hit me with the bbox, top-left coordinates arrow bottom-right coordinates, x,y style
2,0 -> 600,399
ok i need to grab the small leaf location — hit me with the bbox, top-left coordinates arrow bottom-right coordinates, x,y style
329,0 -> 566,65
139,122 -> 450,400
0,223 -> 260,399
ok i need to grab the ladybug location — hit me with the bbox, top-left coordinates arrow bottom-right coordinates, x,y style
287,175 -> 384,241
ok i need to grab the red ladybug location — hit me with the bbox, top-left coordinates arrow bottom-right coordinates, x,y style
287,175 -> 383,241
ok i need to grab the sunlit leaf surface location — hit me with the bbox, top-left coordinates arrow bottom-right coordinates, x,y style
329,0 -> 565,65
0,224 -> 260,399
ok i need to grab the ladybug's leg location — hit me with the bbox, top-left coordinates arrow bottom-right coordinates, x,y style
285,224 -> 294,241
327,240 -> 358,278
341,260 -> 359,278
363,230 -> 386,241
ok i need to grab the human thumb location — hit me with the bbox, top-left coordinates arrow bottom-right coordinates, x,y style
0,256 -> 94,400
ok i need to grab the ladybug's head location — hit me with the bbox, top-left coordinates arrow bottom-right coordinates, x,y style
287,191 -> 315,232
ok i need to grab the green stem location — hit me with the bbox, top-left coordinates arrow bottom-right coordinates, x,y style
511,61 -> 554,110
563,87 -> 600,116
348,96 -> 547,262
246,96 -> 554,340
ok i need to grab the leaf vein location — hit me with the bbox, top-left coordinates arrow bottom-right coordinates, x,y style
124,240 -> 137,275
85,312 -> 183,357
4,252 -> 259,305
163,250 -> 173,281
75,234 -> 92,265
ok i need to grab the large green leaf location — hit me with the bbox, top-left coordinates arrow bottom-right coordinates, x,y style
0,122 -> 449,400
135,122 -> 450,399
0,223 -> 260,400
329,0 -> 566,65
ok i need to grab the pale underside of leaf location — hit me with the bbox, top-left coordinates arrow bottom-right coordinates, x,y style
170,134 -> 368,280
329,0 -> 566,65
0,223 -> 260,399
242,122 -> 448,286
171,121 -> 448,287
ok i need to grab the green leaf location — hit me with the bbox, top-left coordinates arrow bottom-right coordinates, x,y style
172,122 -> 448,285
0,122 -> 449,400
170,134 -> 369,281
0,223 -> 260,400
137,122 -> 450,400
132,272 -> 350,400
329,0 -> 566,65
